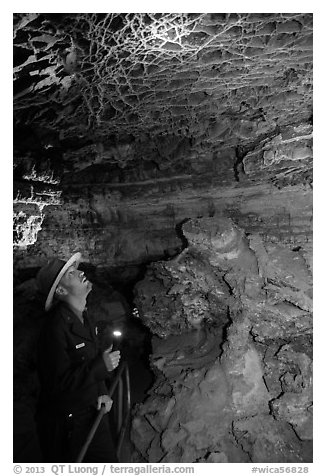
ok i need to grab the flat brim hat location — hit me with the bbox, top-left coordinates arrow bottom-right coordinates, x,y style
36,252 -> 81,311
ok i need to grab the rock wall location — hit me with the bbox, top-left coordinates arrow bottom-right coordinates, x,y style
13,123 -> 312,276
130,216 -> 312,463
13,182 -> 312,283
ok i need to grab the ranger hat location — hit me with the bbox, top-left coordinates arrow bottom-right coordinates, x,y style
36,252 -> 81,311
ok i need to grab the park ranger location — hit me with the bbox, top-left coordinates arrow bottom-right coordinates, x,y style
36,252 -> 120,462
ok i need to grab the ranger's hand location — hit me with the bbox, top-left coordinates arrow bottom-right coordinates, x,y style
97,394 -> 113,413
102,346 -> 121,372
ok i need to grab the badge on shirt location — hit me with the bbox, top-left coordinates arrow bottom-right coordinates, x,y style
76,342 -> 85,349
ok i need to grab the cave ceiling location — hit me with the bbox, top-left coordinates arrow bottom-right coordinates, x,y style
13,12 -> 313,182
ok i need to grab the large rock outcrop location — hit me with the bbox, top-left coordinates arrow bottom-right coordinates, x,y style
130,216 -> 312,463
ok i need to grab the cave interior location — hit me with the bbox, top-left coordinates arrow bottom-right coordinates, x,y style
13,12 -> 313,464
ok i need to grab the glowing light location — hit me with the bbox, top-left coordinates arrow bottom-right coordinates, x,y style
13,210 -> 44,248
23,165 -> 60,184
14,186 -> 62,211
132,307 -> 140,317
13,186 -> 62,248
113,330 -> 122,337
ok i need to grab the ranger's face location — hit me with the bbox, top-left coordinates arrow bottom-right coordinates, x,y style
58,264 -> 92,298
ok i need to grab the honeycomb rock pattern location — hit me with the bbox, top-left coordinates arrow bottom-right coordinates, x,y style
14,13 -> 312,169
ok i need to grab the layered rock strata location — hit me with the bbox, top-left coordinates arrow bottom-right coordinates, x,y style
13,122 -> 312,273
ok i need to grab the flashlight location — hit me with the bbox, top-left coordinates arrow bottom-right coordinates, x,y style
112,329 -> 122,351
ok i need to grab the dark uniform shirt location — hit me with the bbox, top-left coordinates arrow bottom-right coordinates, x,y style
38,301 -> 110,415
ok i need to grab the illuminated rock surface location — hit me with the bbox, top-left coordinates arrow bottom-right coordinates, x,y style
13,13 -> 312,463
13,13 -> 312,268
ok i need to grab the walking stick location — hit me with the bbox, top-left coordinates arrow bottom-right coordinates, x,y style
75,404 -> 106,463
75,362 -> 127,463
